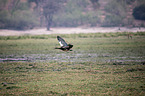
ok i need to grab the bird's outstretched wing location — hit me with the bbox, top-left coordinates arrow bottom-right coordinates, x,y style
57,36 -> 68,47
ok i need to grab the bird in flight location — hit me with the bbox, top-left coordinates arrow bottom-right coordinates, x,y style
55,36 -> 73,51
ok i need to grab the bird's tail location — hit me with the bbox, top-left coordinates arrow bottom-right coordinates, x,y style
55,47 -> 60,49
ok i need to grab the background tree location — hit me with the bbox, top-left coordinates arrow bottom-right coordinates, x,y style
0,0 -> 8,10
0,0 -> 39,30
90,0 -> 99,9
103,0 -> 127,26
29,0 -> 66,30
1,0 -> 145,29
43,1 -> 59,30
43,0 -> 66,30
10,0 -> 20,15
28,0 -> 44,27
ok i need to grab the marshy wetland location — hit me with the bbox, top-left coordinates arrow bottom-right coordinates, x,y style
0,32 -> 145,95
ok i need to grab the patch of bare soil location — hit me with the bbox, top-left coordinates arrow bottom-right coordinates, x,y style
0,27 -> 145,36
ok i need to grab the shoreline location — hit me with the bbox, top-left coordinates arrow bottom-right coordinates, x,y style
0,27 -> 145,36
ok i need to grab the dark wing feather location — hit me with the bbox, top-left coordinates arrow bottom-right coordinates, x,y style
57,36 -> 68,47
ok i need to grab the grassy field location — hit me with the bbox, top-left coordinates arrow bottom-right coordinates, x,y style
0,32 -> 145,95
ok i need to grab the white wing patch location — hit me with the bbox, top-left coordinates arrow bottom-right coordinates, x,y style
59,41 -> 63,46
57,36 -> 68,47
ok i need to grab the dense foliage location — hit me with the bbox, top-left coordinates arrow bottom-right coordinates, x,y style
0,0 -> 145,30
0,0 -> 39,30
133,4 -> 145,20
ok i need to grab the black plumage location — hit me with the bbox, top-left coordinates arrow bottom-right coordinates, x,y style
55,36 -> 73,51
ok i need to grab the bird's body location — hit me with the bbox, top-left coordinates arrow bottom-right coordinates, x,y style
55,36 -> 73,51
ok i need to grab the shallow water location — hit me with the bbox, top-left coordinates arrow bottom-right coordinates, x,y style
0,53 -> 145,63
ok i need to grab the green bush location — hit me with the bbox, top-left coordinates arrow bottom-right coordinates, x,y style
133,4 -> 145,20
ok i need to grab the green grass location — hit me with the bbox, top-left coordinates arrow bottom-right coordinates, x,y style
0,32 -> 145,40
0,32 -> 145,95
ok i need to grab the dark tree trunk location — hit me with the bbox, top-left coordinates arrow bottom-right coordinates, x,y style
29,0 -> 66,30
45,14 -> 53,31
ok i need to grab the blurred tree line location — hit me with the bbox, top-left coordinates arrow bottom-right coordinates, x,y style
0,0 -> 39,30
0,0 -> 145,30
